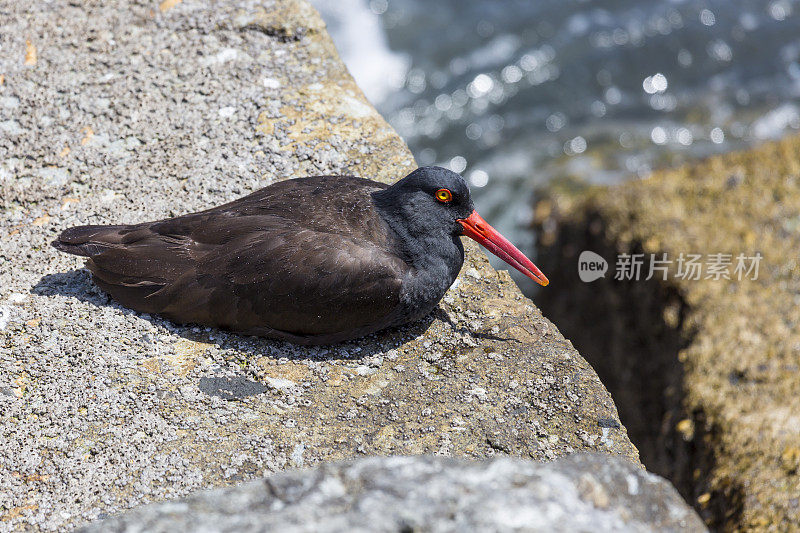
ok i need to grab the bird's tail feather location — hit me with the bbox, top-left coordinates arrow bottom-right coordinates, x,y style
52,224 -> 129,257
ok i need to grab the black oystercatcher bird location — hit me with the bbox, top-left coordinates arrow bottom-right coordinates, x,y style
53,167 -> 548,344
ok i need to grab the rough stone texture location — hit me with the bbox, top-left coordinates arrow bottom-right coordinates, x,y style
534,136 -> 800,530
0,1 -> 638,531
79,454 -> 705,533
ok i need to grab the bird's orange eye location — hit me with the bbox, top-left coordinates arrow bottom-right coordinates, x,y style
435,188 -> 453,203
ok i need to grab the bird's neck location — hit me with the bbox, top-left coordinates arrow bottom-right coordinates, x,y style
373,195 -> 464,319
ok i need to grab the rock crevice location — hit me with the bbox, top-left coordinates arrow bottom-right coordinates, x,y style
535,136 -> 800,529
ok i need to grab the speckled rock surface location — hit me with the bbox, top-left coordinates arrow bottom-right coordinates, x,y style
535,136 -> 800,530
0,0 -> 638,531
80,454 -> 704,533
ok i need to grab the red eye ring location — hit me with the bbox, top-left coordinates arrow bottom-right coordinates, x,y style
435,188 -> 453,203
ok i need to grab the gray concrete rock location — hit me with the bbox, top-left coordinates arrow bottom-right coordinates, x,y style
1,0 -> 639,530
79,454 -> 706,533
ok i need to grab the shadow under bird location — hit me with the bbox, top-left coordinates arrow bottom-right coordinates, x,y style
53,167 -> 548,345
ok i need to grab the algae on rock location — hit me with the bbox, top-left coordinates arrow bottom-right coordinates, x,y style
536,136 -> 800,530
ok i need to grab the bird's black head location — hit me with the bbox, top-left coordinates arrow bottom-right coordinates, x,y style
373,165 -> 549,286
373,166 -> 474,238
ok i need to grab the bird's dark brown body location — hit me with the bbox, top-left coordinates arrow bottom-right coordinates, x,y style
53,168 -> 547,344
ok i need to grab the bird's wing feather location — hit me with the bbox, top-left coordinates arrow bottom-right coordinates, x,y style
154,224 -> 407,336
70,177 -> 407,337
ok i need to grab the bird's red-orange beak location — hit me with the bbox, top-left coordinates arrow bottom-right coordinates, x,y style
457,210 -> 549,286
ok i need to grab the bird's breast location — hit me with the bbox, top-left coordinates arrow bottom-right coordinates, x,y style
395,235 -> 464,324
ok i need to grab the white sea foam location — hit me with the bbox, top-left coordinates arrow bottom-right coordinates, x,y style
310,0 -> 409,105
752,104 -> 800,139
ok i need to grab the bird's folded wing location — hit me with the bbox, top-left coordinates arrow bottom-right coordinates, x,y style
182,227 -> 407,335
82,215 -> 406,336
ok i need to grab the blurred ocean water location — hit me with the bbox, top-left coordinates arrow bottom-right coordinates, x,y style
312,0 -> 800,251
